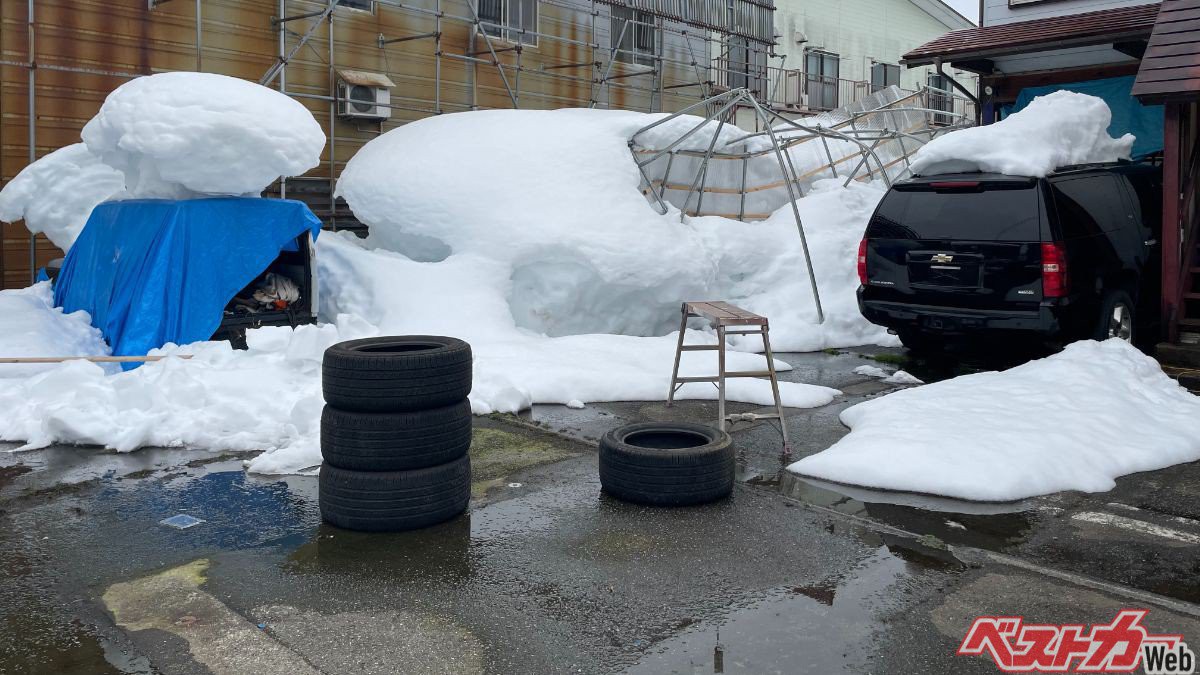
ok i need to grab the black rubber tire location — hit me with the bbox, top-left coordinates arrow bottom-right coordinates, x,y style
1091,290 -> 1136,343
897,330 -> 950,355
322,336 -> 472,413
599,422 -> 734,506
319,455 -> 471,532
320,400 -> 472,471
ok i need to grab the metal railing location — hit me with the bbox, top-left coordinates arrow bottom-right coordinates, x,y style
721,66 -> 873,112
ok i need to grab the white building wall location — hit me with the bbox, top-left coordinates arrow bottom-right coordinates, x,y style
982,0 -> 1159,26
770,0 -> 975,99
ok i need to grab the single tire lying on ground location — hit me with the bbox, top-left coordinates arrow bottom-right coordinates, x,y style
319,455 -> 472,532
322,336 -> 472,413
599,422 -> 734,506
321,400 -> 472,472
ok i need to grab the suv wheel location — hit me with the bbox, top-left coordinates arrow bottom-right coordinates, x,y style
1094,291 -> 1135,342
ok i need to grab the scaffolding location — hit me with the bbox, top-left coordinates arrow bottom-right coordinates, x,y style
629,87 -> 975,324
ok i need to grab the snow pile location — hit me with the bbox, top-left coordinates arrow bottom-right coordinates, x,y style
335,108 -> 891,350
0,144 -> 126,250
789,340 -> 1200,501
908,91 -> 1134,177
853,364 -> 923,385
82,72 -> 325,199
0,283 -> 112,379
1,107 -> 891,475
0,315 -> 375,472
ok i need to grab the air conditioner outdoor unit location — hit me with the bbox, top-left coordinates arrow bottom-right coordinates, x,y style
336,70 -> 395,120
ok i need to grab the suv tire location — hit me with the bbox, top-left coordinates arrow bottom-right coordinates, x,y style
1093,290 -> 1135,343
599,422 -> 734,506
323,336 -> 472,413
321,400 -> 472,471
319,455 -> 471,532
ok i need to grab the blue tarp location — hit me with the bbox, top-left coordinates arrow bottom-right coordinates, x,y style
1009,75 -> 1164,159
54,197 -> 322,361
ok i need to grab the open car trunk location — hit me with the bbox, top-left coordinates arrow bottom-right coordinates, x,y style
212,232 -> 318,348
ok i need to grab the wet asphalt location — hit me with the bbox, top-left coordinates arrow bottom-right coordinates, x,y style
1,346 -> 1199,674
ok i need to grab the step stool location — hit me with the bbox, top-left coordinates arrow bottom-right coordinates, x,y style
666,301 -> 790,452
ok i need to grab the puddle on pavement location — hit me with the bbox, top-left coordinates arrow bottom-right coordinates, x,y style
777,473 -> 1039,551
622,546 -> 950,674
287,515 -> 474,582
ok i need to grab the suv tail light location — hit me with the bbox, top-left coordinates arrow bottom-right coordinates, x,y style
1041,242 -> 1069,298
857,238 -> 869,285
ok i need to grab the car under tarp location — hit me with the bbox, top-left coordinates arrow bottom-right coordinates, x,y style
54,197 -> 322,363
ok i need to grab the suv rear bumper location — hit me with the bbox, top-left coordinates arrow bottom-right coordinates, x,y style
858,293 -> 1063,337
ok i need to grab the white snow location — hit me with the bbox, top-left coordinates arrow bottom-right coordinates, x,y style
1,106 -> 906,474
853,365 -> 888,378
82,72 -> 325,199
883,370 -> 923,385
789,340 -> 1200,502
0,144 -> 126,250
908,91 -> 1134,178
0,316 -> 375,470
0,283 -> 112,379
335,108 -> 892,351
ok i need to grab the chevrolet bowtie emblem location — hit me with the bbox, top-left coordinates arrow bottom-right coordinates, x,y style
931,253 -> 954,263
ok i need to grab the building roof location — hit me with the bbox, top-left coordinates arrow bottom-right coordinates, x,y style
908,0 -> 975,31
1133,0 -> 1200,103
901,3 -> 1160,69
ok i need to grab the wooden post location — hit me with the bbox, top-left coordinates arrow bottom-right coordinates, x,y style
1163,103 -> 1182,343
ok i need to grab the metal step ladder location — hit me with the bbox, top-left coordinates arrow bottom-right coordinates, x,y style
666,301 -> 790,452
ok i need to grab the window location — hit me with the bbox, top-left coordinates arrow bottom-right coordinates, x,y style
610,6 -> 656,66
870,63 -> 900,93
1051,176 -> 1127,240
339,0 -> 375,12
479,0 -> 537,45
805,50 -> 839,110
927,72 -> 953,124
870,184 -> 1042,242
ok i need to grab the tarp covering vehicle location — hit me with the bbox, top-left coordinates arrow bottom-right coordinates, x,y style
54,198 -> 322,361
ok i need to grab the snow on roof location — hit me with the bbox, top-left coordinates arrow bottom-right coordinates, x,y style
0,143 -> 125,251
82,72 -> 325,199
907,91 -> 1134,177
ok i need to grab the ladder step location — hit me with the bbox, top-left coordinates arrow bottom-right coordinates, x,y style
673,376 -> 719,383
725,370 -> 775,378
678,345 -> 720,351
723,330 -> 766,336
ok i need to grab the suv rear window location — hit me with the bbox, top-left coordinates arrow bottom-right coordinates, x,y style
868,184 -> 1043,242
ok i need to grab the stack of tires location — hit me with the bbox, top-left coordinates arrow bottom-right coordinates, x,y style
318,336 -> 474,532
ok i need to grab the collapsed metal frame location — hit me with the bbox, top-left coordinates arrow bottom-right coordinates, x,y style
629,88 -> 975,326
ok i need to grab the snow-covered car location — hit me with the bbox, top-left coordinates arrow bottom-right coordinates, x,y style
856,161 -> 1163,351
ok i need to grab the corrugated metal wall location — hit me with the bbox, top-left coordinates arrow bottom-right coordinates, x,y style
1,0 -> 774,288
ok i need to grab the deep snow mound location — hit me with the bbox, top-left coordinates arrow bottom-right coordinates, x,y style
82,72 -> 325,199
0,144 -> 125,250
335,108 -> 892,349
788,339 -> 1200,501
908,91 -> 1134,177
0,283 -> 112,379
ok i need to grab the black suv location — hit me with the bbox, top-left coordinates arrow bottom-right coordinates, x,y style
857,163 -> 1162,351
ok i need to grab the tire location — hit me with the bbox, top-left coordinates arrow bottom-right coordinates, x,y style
897,330 -> 949,355
1092,290 -> 1135,343
320,400 -> 472,471
319,455 -> 472,532
599,422 -> 734,506
322,336 -> 472,413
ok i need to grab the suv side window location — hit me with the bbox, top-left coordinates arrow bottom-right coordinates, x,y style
1050,175 -> 1128,239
